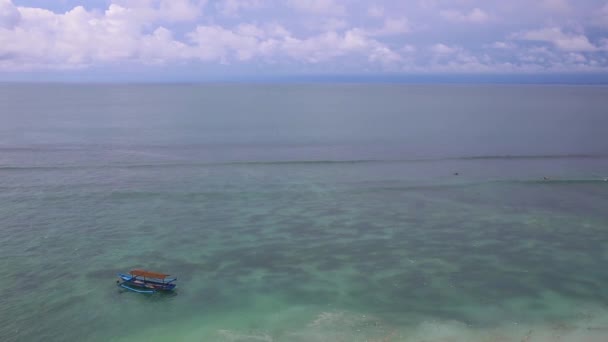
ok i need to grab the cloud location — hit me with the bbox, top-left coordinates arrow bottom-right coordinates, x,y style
0,0 -> 405,70
369,46 -> 402,65
566,52 -> 586,63
140,27 -> 192,63
367,5 -> 384,18
440,8 -> 490,23
372,18 -> 411,36
511,27 -> 598,52
215,0 -> 263,17
280,29 -> 398,63
319,18 -> 348,31
159,0 -> 207,22
0,1 -> 203,69
424,46 -> 497,73
287,0 -> 345,16
594,3 -> 608,27
0,0 -> 20,29
431,43 -> 459,55
186,23 -> 297,62
401,45 -> 416,53
188,25 -> 266,61
187,23 -> 403,65
540,0 -> 570,13
113,0 -> 207,22
1,0 -> 608,75
489,41 -> 515,49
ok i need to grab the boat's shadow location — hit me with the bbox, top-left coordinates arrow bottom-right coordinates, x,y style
115,282 -> 179,299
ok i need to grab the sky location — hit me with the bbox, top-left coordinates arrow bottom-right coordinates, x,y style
1,0 -> 608,82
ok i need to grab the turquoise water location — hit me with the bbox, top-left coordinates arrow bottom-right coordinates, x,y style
1,84 -> 608,341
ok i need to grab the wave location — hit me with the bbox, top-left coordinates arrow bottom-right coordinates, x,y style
218,153 -> 608,165
513,179 -> 608,185
364,179 -> 608,193
1,154 -> 607,171
2,179 -> 605,196
0,165 -> 87,171
454,154 -> 607,160
0,159 -> 397,171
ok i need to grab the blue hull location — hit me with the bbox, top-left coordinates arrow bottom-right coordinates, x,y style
119,283 -> 155,294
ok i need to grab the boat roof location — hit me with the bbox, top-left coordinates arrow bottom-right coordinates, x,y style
130,269 -> 170,279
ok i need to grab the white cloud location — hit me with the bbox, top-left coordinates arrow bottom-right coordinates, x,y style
440,8 -> 489,23
401,45 -> 416,53
1,0 -> 407,70
281,29 -> 389,63
159,0 -> 207,21
512,27 -> 598,52
426,46 -> 497,73
320,18 -> 348,31
489,41 -> 515,49
431,43 -> 459,54
287,0 -> 345,16
0,1 -> 199,69
188,25 -> 268,61
2,5 -> 131,67
367,5 -> 384,18
263,23 -> 291,38
369,46 -> 402,65
215,0 -> 263,17
594,3 -> 608,27
540,0 -> 570,13
0,0 -> 20,29
417,0 -> 437,10
139,27 -> 192,63
186,23 -> 403,65
373,18 -> 411,36
113,0 -> 207,22
566,52 -> 586,63
1,0 -> 608,74
235,23 -> 266,38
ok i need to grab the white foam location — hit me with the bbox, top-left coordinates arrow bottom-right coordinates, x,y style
115,305 -> 608,342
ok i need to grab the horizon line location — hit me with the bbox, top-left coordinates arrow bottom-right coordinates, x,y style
2,80 -> 608,86
2,72 -> 608,85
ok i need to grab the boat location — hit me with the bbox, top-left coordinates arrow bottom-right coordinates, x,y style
117,269 -> 177,294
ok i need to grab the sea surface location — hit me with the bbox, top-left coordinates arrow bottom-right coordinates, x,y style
1,84 -> 608,341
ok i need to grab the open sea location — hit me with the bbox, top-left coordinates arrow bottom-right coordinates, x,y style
1,84 -> 608,341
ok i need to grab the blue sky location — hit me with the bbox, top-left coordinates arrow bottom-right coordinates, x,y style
1,0 -> 608,82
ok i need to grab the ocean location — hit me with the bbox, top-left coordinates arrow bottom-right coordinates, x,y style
1,84 -> 608,341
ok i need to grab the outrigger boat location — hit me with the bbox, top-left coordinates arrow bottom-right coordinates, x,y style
117,269 -> 177,294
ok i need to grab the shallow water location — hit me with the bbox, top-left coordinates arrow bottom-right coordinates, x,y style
1,84 -> 608,341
